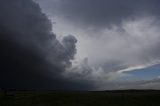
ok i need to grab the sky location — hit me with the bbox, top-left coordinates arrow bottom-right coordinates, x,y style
1,0 -> 160,90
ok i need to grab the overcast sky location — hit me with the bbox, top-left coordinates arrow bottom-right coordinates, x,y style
1,0 -> 160,90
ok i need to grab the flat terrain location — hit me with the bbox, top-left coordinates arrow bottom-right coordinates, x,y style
0,90 -> 160,106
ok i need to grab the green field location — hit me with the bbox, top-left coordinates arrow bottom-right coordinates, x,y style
0,90 -> 160,106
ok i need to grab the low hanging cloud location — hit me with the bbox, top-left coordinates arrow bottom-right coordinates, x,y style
1,0 -> 159,90
64,17 -> 160,87
35,0 -> 160,29
34,0 -> 160,90
0,0 -> 94,90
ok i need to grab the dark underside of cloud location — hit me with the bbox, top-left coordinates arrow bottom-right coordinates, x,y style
1,0 -> 160,90
36,0 -> 160,28
0,0 -> 93,90
33,0 -> 160,90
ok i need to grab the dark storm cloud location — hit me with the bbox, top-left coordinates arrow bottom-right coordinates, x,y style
0,0 -> 93,90
36,0 -> 160,28
33,0 -> 160,90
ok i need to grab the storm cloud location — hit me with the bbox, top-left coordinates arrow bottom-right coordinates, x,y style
0,0 -> 93,90
36,0 -> 160,28
33,0 -> 160,90
1,0 -> 160,90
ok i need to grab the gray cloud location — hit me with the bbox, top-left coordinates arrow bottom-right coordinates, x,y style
33,0 -> 160,90
95,77 -> 160,90
35,0 -> 160,29
0,0 -> 94,90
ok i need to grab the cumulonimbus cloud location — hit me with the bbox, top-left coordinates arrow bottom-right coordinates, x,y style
35,0 -> 160,90
0,0 -> 94,90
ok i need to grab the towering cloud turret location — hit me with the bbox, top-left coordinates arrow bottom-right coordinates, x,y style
0,0 -> 92,90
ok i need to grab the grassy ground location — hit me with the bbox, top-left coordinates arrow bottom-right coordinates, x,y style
0,90 -> 160,106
